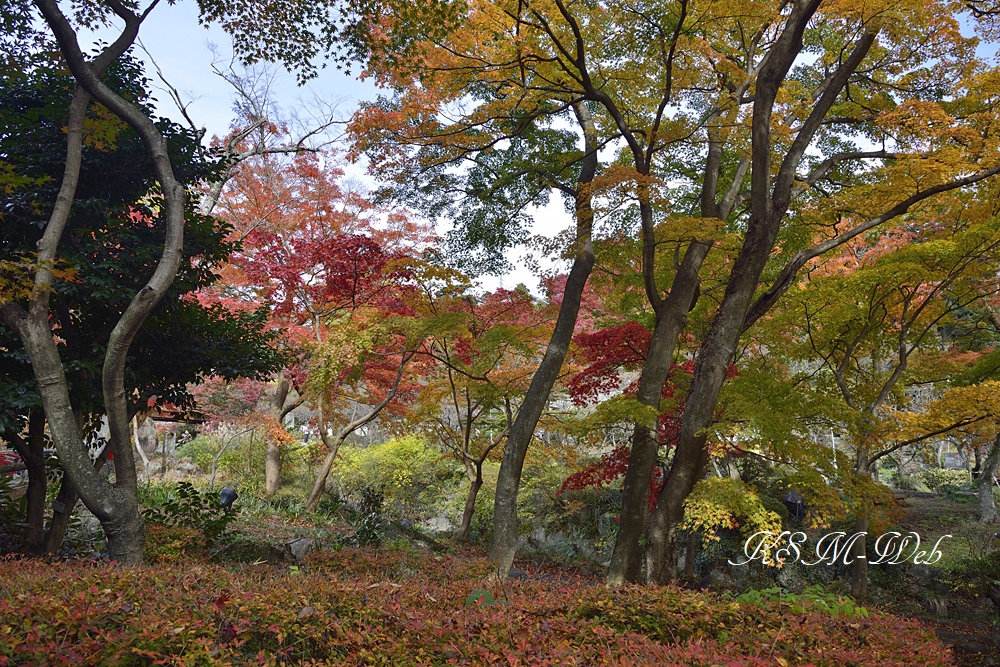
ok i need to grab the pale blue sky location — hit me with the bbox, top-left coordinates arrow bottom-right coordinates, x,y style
80,1 -> 564,293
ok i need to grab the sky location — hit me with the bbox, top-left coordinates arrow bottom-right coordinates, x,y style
83,1 -> 571,294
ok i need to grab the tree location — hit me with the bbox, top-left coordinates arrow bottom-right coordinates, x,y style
352,6 -> 603,573
206,148 -> 428,500
412,278 -> 556,539
0,52 -> 280,554
729,206 -> 1000,595
0,0 -> 460,563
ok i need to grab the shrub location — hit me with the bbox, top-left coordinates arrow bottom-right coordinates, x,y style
0,549 -> 956,667
141,481 -> 237,546
334,435 -> 457,519
144,525 -> 206,564
917,468 -> 971,491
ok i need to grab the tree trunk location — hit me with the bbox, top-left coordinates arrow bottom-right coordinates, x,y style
459,473 -> 483,541
850,513 -> 869,599
490,102 -> 597,577
848,451 -> 873,599
304,435 -> 345,511
305,357 -> 411,512
607,242 -> 708,585
4,409 -> 47,553
643,0 -> 834,584
683,529 -> 697,580
264,377 -> 291,500
42,444 -> 112,554
978,434 -> 1000,523
10,2 -> 189,564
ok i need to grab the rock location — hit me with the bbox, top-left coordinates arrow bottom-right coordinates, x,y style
924,597 -> 948,617
509,568 -> 529,581
421,515 -> 452,534
529,528 -> 546,547
287,537 -> 314,560
701,568 -> 735,590
531,555 -> 545,568
910,563 -> 932,580
138,417 -> 158,455
730,562 -> 749,584
955,642 -> 991,654
174,461 -> 199,476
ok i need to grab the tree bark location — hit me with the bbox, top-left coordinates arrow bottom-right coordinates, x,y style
264,377 -> 291,499
490,102 -> 597,577
42,445 -> 111,554
850,513 -> 870,599
644,0 -> 830,583
14,0 -> 190,563
3,409 -> 47,553
458,469 -> 483,541
978,434 -> 1000,524
607,243 -> 708,585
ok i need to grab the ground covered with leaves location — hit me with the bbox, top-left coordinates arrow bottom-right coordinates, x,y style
0,547 -> 955,667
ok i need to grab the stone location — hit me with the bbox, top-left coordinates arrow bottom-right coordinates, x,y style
508,567 -> 529,581
421,516 -> 453,534
924,597 -> 948,617
529,528 -> 546,547
138,417 -> 158,455
531,555 -> 545,568
174,461 -> 199,476
701,568 -> 735,590
287,537 -> 314,560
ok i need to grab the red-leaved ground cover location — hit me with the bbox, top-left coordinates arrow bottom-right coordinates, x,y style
0,549 -> 953,666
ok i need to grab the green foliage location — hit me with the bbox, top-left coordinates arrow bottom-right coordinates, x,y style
334,435 -> 457,519
464,588 -> 507,607
736,585 -> 869,619
140,482 -> 237,546
178,433 -> 268,495
681,477 -> 783,546
916,468 -> 971,491
351,486 -> 385,548
143,525 -> 205,564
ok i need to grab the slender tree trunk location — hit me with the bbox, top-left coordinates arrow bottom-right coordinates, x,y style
305,356 -> 412,511
4,409 -> 47,553
978,434 -> 1000,523
11,2 -> 192,564
490,103 -> 597,577
264,377 -> 291,499
42,445 -> 111,554
43,475 -> 79,554
459,467 -> 483,541
304,435 -> 346,512
607,242 -> 708,585
850,513 -> 870,599
849,451 -> 873,599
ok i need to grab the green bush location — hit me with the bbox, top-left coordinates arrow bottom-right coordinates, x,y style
175,434 -> 218,473
916,468 -> 971,491
333,435 -> 458,519
141,481 -> 237,546
736,584 -> 869,618
896,475 -> 933,493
